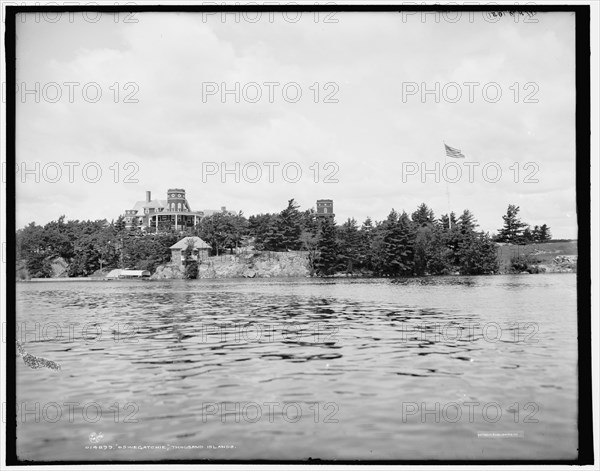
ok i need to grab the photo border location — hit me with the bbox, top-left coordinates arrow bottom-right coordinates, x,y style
3,2 -> 593,466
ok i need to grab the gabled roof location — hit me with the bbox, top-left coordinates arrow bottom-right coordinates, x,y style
131,199 -> 168,214
170,236 -> 211,250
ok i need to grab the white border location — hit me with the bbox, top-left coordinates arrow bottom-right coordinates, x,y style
1,1 -> 597,470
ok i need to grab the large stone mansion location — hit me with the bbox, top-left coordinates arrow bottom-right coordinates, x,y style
123,189 -> 232,231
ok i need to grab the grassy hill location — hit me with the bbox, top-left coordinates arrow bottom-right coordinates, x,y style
496,240 -> 578,273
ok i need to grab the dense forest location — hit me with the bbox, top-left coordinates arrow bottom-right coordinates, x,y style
16,201 -> 551,278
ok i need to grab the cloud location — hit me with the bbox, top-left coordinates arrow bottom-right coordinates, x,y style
14,11 -> 577,238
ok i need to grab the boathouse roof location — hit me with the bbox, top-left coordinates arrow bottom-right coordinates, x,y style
170,236 -> 211,250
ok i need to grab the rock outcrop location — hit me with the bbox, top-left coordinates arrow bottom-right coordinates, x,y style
538,255 -> 577,274
152,264 -> 185,280
151,251 -> 310,280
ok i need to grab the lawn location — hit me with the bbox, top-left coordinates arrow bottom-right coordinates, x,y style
496,240 -> 578,271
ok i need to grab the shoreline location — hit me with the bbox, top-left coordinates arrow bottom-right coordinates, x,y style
19,271 -> 577,282
17,241 -> 578,281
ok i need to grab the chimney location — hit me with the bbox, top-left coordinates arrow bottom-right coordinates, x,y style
146,191 -> 151,203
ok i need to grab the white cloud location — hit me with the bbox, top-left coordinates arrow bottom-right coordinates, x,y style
14,11 -> 578,238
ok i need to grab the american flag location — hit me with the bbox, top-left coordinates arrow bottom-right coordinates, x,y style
444,143 -> 465,159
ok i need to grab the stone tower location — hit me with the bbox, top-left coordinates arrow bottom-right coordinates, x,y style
167,188 -> 190,212
316,199 -> 334,218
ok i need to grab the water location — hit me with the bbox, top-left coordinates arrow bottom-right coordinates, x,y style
15,274 -> 578,461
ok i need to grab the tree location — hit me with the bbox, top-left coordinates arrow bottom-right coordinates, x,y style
337,218 -> 361,274
182,239 -> 199,279
411,203 -> 435,227
67,220 -> 109,276
114,215 -> 127,233
262,215 -> 285,251
43,215 -> 75,260
538,224 -> 551,241
457,232 -> 499,275
380,210 -> 414,276
497,205 -> 528,244
314,217 -> 338,276
228,212 -> 249,251
129,217 -> 140,233
413,225 -> 433,276
297,208 -> 319,273
358,217 -> 375,272
26,252 -> 53,278
16,200 -> 535,280
440,212 -> 457,231
522,223 -> 551,243
197,213 -> 236,255
279,199 -> 303,250
425,225 -> 454,275
300,208 -> 320,238
248,213 -> 284,251
122,233 -> 179,272
457,209 -> 478,234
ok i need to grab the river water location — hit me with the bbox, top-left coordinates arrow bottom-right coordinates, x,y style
15,274 -> 578,461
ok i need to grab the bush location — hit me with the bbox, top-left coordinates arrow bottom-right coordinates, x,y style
510,254 -> 541,274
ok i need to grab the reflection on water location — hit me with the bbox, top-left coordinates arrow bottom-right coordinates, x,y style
16,275 -> 578,461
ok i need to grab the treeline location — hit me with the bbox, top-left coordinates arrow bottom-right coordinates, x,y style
16,201 -> 551,278
16,216 -> 180,278
494,204 -> 551,244
311,205 -> 499,276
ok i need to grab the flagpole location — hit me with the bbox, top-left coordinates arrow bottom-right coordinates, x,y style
444,141 -> 451,229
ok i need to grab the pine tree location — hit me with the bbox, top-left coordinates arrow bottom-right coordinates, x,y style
440,212 -> 457,230
411,203 -> 435,227
337,218 -> 361,274
457,209 -> 478,234
539,224 -> 551,241
381,210 -> 414,276
359,217 -> 375,272
279,199 -> 302,250
497,205 -> 528,244
263,216 -> 284,251
413,225 -> 433,276
314,217 -> 338,276
425,225 -> 454,275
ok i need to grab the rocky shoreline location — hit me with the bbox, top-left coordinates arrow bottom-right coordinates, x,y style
152,251 -> 311,280
17,249 -> 577,281
150,252 -> 578,280
533,255 -> 578,274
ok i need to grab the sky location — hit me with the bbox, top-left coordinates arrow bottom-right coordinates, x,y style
13,9 -> 578,238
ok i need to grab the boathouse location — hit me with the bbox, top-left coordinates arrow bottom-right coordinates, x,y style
105,269 -> 151,279
170,236 -> 211,266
